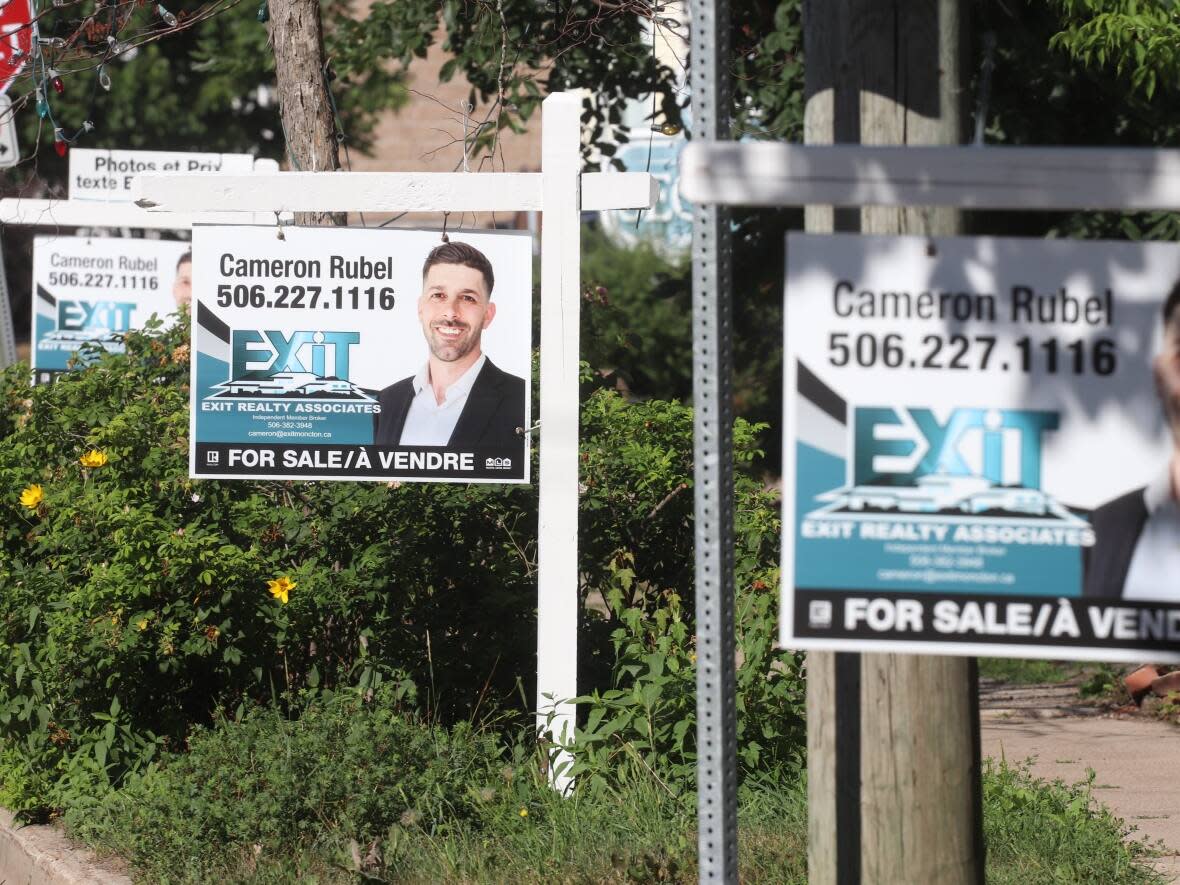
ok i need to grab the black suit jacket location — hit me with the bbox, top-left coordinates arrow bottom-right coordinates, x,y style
373,357 -> 526,449
1082,488 -> 1149,599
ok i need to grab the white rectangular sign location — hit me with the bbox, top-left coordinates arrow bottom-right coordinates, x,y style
31,235 -> 191,382
0,96 -> 19,169
783,232 -> 1180,662
190,225 -> 533,484
69,149 -> 255,202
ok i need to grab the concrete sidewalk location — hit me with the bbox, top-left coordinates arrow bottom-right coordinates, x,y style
0,807 -> 129,884
982,693 -> 1180,882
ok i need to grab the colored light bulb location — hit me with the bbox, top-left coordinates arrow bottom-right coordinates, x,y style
53,130 -> 67,157
35,88 -> 48,118
157,4 -> 177,26
49,70 -> 64,94
257,0 -> 269,22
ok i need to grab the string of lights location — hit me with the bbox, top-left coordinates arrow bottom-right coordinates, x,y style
8,0 -> 247,159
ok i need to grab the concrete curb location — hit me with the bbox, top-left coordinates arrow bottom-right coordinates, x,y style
0,808 -> 130,885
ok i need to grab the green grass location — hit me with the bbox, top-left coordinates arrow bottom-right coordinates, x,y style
61,691 -> 1163,884
984,761 -> 1165,885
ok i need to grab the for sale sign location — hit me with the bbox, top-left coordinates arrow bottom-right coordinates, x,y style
190,225 -> 533,484
31,235 -> 191,382
783,232 -> 1180,662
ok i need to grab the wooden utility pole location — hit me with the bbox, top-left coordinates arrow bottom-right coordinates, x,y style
267,0 -> 345,226
802,1 -> 983,882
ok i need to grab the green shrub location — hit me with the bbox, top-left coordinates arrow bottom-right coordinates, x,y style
67,683 -> 528,882
0,315 -> 798,814
70,683 -> 808,884
570,391 -> 805,796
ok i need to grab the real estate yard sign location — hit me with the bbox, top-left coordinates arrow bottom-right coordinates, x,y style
31,235 -> 190,383
190,225 -> 533,484
784,232 -> 1180,661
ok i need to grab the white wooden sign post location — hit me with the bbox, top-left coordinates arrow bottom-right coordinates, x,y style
131,93 -> 658,782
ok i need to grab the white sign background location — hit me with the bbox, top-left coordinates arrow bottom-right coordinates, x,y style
31,235 -> 190,378
190,224 -> 533,483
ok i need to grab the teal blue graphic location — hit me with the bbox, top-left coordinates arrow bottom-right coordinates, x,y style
795,441 -> 1083,596
196,327 -> 377,445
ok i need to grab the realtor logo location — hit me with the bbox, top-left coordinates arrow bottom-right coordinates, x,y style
485,457 -> 512,470
211,329 -> 374,402
205,451 -> 220,466
808,600 -> 833,629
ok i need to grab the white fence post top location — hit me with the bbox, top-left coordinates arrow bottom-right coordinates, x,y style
680,142 -> 1180,211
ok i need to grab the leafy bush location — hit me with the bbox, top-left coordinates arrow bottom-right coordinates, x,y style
0,314 -> 798,815
0,321 -> 542,812
68,683 -> 531,882
571,390 -> 805,796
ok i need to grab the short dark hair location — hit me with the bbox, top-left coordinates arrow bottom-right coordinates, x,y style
421,241 -> 494,296
1165,278 -> 1180,325
177,251 -> 192,270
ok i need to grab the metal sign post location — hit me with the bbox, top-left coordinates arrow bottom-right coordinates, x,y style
688,0 -> 739,880
130,93 -> 658,787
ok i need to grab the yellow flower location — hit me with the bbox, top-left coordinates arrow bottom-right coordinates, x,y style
135,618 -> 149,631
79,450 -> 108,468
267,576 -> 296,604
19,484 -> 43,509
518,807 -> 528,818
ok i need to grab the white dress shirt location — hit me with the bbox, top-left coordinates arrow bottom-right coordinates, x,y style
398,354 -> 486,446
1121,467 -> 1180,601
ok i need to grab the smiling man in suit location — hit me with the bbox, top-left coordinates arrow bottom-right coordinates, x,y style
373,241 -> 525,449
1084,280 -> 1180,599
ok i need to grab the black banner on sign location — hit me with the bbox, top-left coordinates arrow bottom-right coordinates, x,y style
795,589 -> 1180,653
194,443 -> 525,482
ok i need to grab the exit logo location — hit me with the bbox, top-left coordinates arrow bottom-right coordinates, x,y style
853,406 -> 1059,489
58,300 -> 136,332
231,330 -> 359,381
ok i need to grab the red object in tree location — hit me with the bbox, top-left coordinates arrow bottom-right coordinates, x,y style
0,0 -> 34,96
50,76 -> 64,95
53,136 -> 67,157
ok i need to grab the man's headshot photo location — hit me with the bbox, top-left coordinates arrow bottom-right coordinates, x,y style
172,251 -> 193,309
1084,279 -> 1180,599
373,240 -> 526,449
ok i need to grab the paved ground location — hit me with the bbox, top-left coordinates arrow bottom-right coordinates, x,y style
981,680 -> 1180,882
